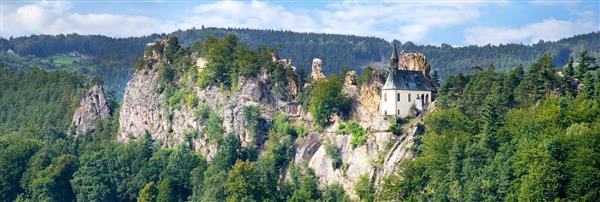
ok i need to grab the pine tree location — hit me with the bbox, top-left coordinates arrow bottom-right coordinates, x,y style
582,72 -> 595,98
562,57 -> 576,97
595,73 -> 600,101
431,69 -> 441,87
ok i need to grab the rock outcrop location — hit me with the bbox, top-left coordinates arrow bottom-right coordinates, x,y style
70,85 -> 110,136
117,40 -> 421,197
294,122 -> 421,199
398,52 -> 431,78
311,58 -> 326,80
118,39 -> 303,157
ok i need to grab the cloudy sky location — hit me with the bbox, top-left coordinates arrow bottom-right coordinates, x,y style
1,0 -> 598,46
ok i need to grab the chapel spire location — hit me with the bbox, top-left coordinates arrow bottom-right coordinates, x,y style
390,41 -> 399,69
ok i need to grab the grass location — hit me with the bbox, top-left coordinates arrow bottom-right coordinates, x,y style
41,55 -> 80,65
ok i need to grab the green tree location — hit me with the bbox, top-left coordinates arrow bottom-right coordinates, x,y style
225,160 -> 263,202
562,57 -> 576,97
29,155 -> 78,201
581,72 -> 595,98
156,177 -> 176,202
355,174 -> 375,202
309,76 -> 351,127
137,182 -> 158,202
322,183 -> 351,202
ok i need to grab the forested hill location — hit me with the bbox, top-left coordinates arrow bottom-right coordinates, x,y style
1,28 -> 598,98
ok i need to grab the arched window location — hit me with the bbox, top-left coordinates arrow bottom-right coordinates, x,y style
396,93 -> 400,102
408,94 -> 411,102
384,93 -> 387,102
426,94 -> 429,103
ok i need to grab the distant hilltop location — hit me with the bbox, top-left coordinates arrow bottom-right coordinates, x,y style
1,28 -> 598,99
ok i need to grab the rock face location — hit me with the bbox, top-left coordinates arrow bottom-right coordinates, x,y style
294,122 -> 421,199
117,41 -> 421,197
70,85 -> 110,136
345,71 -> 387,130
118,39 -> 302,157
311,58 -> 326,80
398,52 -> 431,78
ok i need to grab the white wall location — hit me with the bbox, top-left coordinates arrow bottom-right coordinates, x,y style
381,89 -> 431,117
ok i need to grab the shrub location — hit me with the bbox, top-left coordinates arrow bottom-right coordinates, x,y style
309,76 -> 352,127
157,62 -> 175,84
185,93 -> 198,108
387,116 -> 407,135
201,107 -> 224,144
337,121 -> 368,148
243,105 -> 262,142
195,103 -> 211,121
355,174 -> 375,202
324,140 -> 341,169
358,66 -> 375,86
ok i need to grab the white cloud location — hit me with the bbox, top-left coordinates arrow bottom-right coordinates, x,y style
316,2 -> 482,42
2,1 -> 177,37
464,10 -> 598,45
181,1 -> 318,32
1,0 -> 595,46
1,0 -> 481,43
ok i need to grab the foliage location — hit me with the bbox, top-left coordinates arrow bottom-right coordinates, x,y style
380,53 -> 600,201
203,107 -> 225,144
137,182 -> 158,202
324,140 -> 341,169
4,30 -> 599,99
309,76 -> 352,127
355,174 -> 375,202
322,183 -> 351,202
0,68 -> 86,134
243,105 -> 263,144
337,121 -> 369,148
195,34 -> 274,90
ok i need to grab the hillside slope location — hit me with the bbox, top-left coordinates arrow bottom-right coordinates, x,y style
2,29 -> 598,99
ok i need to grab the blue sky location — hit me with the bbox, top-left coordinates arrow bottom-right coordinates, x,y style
1,0 -> 598,46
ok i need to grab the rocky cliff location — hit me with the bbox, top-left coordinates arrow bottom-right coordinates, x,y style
398,51 -> 431,78
116,39 -> 422,197
70,85 -> 110,136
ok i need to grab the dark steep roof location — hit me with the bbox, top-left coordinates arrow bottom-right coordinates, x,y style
383,69 -> 434,91
390,43 -> 398,61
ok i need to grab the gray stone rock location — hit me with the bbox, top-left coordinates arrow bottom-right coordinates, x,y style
70,85 -> 110,136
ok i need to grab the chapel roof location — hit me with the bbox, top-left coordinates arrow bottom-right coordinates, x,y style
383,69 -> 434,91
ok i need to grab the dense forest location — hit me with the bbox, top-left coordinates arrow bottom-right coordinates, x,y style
2,28 -> 598,98
381,52 -> 600,201
0,30 -> 600,202
1,29 -> 599,201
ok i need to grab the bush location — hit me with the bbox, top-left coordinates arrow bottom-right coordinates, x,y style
324,140 -> 341,169
157,62 -> 175,84
201,107 -> 224,144
358,66 -> 375,86
185,93 -> 198,108
355,174 -> 375,202
195,103 -> 211,121
243,105 -> 262,143
387,117 -> 407,135
337,121 -> 368,148
309,76 -> 352,127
